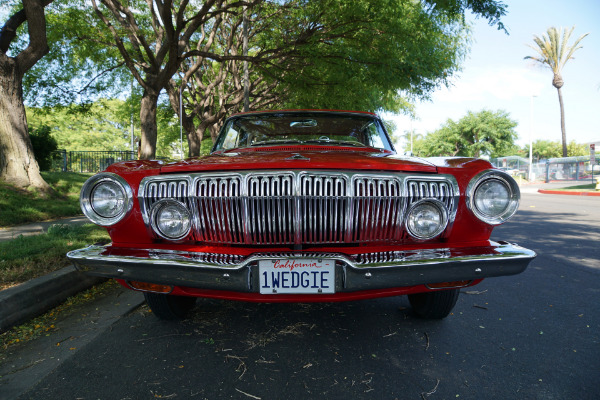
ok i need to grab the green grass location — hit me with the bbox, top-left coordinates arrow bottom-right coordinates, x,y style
558,183 -> 596,191
0,172 -> 91,227
0,224 -> 109,288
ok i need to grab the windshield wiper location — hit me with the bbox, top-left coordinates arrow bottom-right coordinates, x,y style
251,140 -> 305,146
304,139 -> 366,147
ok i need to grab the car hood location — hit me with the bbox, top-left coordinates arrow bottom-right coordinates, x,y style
158,150 -> 438,174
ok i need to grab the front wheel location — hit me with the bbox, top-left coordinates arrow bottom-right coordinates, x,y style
144,292 -> 196,320
408,289 -> 460,319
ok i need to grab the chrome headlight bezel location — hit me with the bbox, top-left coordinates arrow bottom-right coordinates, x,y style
404,199 -> 449,241
149,199 -> 192,241
466,170 -> 520,225
80,173 -> 133,226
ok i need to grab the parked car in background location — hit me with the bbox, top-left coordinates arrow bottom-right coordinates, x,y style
68,110 -> 535,320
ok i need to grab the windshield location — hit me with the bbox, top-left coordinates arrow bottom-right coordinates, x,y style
213,112 -> 394,152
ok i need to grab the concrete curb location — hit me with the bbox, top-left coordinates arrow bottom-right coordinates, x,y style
0,266 -> 105,333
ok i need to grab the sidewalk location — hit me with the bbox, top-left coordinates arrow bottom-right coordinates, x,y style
0,215 -> 89,242
519,179 -> 600,196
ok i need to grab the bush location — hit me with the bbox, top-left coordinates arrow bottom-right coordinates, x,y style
29,125 -> 58,171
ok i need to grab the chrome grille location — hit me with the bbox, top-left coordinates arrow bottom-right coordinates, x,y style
406,179 -> 454,210
145,179 -> 190,208
139,171 -> 457,245
195,175 -> 244,243
300,173 -> 348,244
247,174 -> 295,244
352,176 -> 403,242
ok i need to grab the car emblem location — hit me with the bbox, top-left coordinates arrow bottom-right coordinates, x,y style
286,153 -> 310,161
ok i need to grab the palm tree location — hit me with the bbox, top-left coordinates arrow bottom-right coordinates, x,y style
525,26 -> 588,157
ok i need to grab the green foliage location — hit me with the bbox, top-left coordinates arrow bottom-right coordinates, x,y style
523,139 -> 589,161
29,125 -> 58,170
0,172 -> 90,227
274,0 -> 471,113
414,110 -> 518,158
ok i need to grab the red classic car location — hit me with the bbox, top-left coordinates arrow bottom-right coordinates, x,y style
68,110 -> 535,320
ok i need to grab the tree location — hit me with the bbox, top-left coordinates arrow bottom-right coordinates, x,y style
169,0 -> 508,156
523,139 -> 588,161
0,0 -> 53,192
415,110 -> 517,158
525,26 -> 588,157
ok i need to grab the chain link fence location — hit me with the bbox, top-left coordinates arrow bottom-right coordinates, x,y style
492,156 -> 599,183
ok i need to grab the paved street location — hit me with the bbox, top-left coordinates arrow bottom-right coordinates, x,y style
3,192 -> 599,400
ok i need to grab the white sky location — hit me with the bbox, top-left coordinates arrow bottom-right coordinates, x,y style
385,0 -> 600,152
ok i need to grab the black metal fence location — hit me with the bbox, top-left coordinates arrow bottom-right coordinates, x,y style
50,150 -> 137,173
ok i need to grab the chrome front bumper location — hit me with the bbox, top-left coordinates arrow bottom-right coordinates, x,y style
67,242 -> 536,293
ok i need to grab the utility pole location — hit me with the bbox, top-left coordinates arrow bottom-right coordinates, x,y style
130,79 -> 135,158
529,95 -> 536,181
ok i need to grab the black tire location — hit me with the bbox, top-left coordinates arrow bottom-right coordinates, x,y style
408,289 -> 460,319
144,292 -> 196,320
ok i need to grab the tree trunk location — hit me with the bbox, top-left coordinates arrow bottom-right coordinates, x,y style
139,90 -> 159,159
185,117 -> 201,157
556,87 -> 568,157
0,56 -> 51,193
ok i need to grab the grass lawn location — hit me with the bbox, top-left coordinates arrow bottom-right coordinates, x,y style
0,172 -> 91,227
0,224 -> 109,288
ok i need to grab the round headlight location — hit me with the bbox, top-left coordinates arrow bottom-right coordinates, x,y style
91,181 -> 126,218
405,199 -> 449,240
150,199 -> 191,241
80,173 -> 133,226
467,170 -> 520,225
474,179 -> 510,217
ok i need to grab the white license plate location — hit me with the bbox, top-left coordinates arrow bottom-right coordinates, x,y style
259,259 -> 335,294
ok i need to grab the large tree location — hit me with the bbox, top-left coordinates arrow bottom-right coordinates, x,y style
414,110 -> 518,158
525,26 -> 588,157
0,0 -> 53,191
170,0 -> 508,156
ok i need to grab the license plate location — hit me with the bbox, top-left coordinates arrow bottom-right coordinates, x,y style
259,259 -> 335,294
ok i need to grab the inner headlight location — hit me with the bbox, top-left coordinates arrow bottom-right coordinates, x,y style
467,170 -> 520,225
405,199 -> 449,240
150,199 -> 191,241
81,173 -> 133,226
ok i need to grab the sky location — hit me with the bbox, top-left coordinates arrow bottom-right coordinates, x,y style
385,0 -> 600,153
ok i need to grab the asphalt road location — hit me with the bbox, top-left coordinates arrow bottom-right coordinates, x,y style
5,192 -> 600,400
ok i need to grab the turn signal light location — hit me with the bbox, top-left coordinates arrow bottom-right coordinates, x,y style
427,281 -> 471,289
128,281 -> 173,293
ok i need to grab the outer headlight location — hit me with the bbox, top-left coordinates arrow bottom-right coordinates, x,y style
81,173 -> 133,226
467,170 -> 520,225
405,199 -> 449,240
150,199 -> 191,241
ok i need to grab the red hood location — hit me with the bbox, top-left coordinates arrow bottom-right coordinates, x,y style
159,149 -> 438,174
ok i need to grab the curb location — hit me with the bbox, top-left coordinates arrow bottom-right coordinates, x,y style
0,266 -> 105,333
538,190 -> 600,196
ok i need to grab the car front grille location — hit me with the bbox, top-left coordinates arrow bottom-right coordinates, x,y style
139,171 -> 457,245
